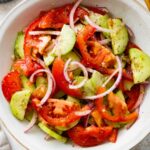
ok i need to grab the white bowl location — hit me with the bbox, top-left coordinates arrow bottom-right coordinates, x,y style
0,0 -> 150,150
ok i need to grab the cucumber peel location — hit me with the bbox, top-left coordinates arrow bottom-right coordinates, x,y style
10,90 -> 31,121
38,122 -> 67,143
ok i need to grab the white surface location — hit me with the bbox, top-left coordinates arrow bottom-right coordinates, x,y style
0,0 -> 149,150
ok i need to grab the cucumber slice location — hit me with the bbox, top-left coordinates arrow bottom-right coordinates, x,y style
43,25 -> 76,66
129,48 -> 150,83
38,122 -> 67,143
14,32 -> 24,59
55,25 -> 76,56
109,19 -> 129,55
10,90 -> 31,120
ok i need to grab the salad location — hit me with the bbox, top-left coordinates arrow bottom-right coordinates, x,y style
1,0 -> 150,147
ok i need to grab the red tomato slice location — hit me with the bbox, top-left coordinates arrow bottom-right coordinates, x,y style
68,125 -> 112,147
38,4 -> 88,29
1,71 -> 22,101
24,18 -> 41,57
108,128 -> 118,143
39,99 -> 81,127
77,25 -> 116,69
52,58 -> 82,98
13,56 -> 42,77
95,88 -> 138,122
125,85 -> 140,112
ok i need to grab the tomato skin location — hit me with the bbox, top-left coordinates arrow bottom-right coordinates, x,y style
1,71 -> 22,101
39,99 -> 81,127
38,4 -> 88,29
95,88 -> 138,122
52,58 -> 82,98
126,85 -> 140,112
13,56 -> 42,77
108,129 -> 118,143
68,125 -> 113,147
24,18 -> 41,57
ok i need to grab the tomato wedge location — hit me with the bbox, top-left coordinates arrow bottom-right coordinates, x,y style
39,99 -> 81,128
108,128 -> 118,143
24,18 -> 41,57
13,56 -> 42,77
2,71 -> 22,101
38,4 -> 88,29
77,25 -> 116,69
68,125 -> 112,147
95,88 -> 138,122
125,85 -> 140,112
52,58 -> 82,98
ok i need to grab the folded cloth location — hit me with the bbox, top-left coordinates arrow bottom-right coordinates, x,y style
0,125 -> 11,150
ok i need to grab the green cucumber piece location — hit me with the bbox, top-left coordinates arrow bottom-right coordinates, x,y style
55,25 -> 76,56
129,48 -> 150,83
10,90 -> 31,121
109,19 -> 129,55
43,53 -> 55,67
82,11 -> 110,38
43,25 -> 76,66
14,32 -> 25,59
21,75 -> 35,92
38,122 -> 67,143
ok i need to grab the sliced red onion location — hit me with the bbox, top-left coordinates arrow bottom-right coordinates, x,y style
64,59 -> 88,89
29,69 -> 53,106
24,112 -> 38,133
83,56 -> 122,100
29,31 -> 61,36
99,39 -> 111,45
37,58 -> 56,91
86,68 -> 95,73
64,58 -> 72,83
75,110 -> 92,116
131,85 -> 145,111
69,61 -> 88,89
102,69 -> 119,87
84,15 -> 112,33
69,0 -> 83,31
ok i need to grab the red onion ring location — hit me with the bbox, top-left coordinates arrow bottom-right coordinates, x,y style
84,15 -> 112,33
29,31 -> 61,36
30,69 -> 53,106
83,56 -> 122,100
69,0 -> 83,32
64,59 -> 88,89
75,110 -> 92,116
102,69 -> 119,87
64,58 -> 72,83
99,39 -> 111,45
24,112 -> 37,133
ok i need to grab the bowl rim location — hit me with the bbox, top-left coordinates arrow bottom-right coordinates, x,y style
0,0 -> 150,150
